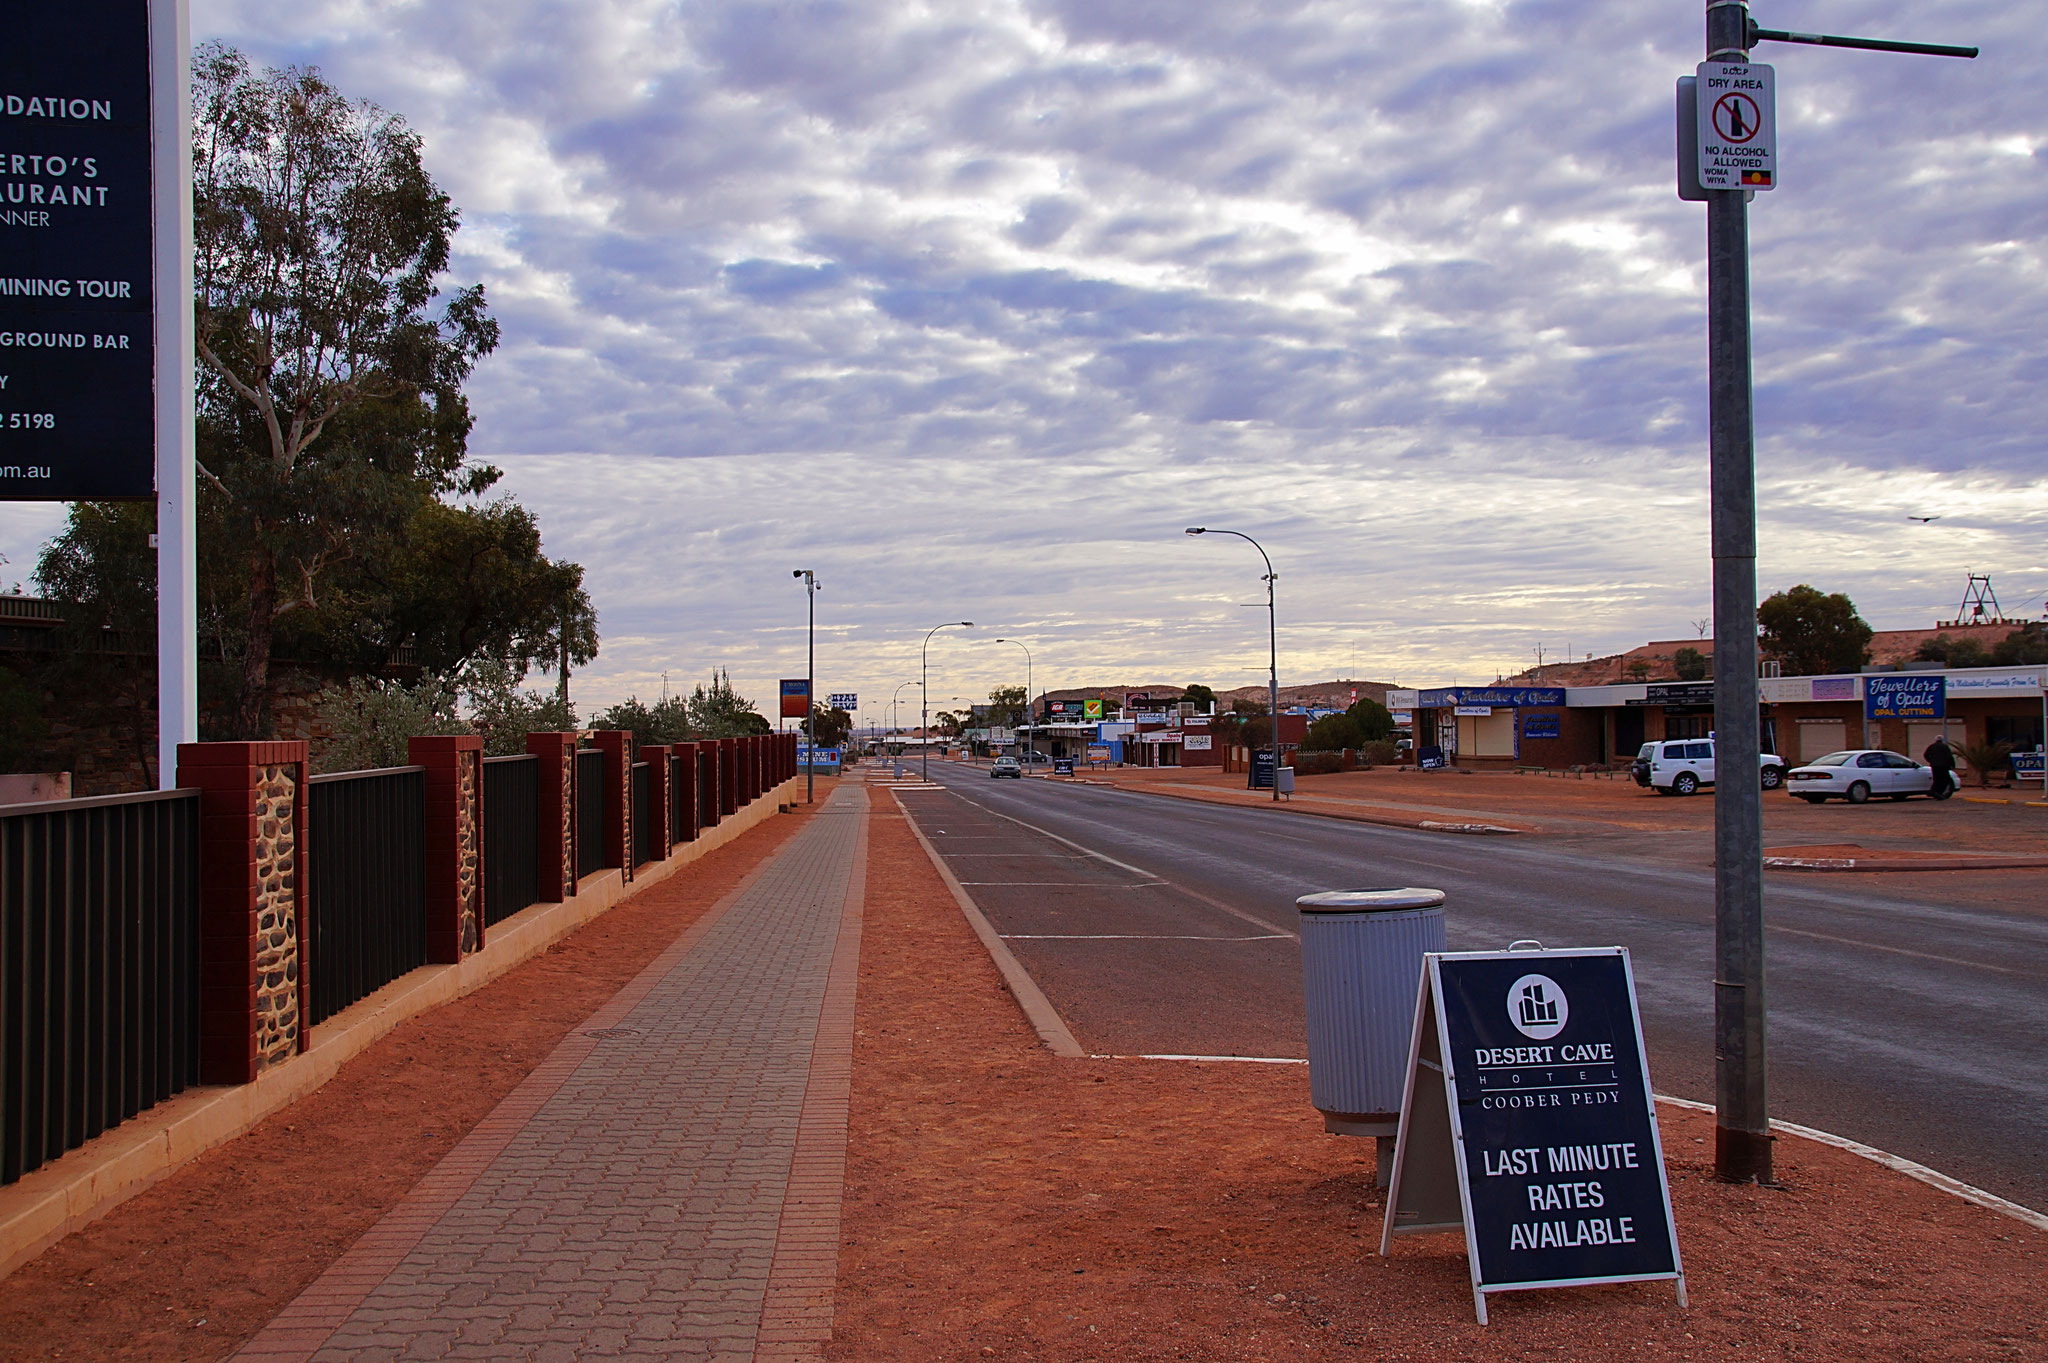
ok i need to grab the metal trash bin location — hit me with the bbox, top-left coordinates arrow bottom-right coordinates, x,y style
1297,888 -> 1447,1180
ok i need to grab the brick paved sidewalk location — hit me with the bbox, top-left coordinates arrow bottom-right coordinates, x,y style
236,785 -> 870,1363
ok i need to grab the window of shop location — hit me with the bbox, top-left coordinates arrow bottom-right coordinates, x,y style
1986,715 -> 2046,751
1663,711 -> 1712,740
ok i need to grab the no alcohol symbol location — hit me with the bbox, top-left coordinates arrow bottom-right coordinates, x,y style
1712,91 -> 1762,142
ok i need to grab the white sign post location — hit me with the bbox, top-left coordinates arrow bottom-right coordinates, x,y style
1696,60 -> 1776,191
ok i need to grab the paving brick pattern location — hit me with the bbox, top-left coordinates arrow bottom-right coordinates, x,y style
237,786 -> 869,1362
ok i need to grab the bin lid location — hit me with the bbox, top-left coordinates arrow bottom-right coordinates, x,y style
1296,888 -> 1446,913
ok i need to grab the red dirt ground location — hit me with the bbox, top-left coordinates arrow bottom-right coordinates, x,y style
834,792 -> 2047,1361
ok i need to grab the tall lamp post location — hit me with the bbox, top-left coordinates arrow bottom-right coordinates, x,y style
922,622 -> 974,780
995,637 -> 1033,761
1187,527 -> 1280,801
891,680 -> 915,746
792,570 -> 820,804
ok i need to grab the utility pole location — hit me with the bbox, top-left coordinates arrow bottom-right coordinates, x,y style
1186,528 -> 1281,800
922,622 -> 973,781
558,595 -> 572,710
1689,1 -> 1975,1185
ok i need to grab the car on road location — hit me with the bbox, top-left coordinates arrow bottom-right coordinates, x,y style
1017,750 -> 1051,764
990,756 -> 1023,779
1784,749 -> 1957,803
1631,738 -> 1787,795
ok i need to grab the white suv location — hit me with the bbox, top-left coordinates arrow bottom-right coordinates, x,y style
1631,739 -> 1786,795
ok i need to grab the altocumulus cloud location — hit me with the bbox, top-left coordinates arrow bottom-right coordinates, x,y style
4,0 -> 2036,714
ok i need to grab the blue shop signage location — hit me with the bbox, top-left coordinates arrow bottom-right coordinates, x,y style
1865,675 -> 1946,721
1416,687 -> 1566,709
1521,713 -> 1561,740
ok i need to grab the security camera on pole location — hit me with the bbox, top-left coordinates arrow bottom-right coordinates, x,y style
1679,2 -> 1975,1185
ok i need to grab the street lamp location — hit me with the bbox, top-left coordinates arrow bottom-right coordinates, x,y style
922,622 -> 973,781
891,680 -> 915,744
792,570 -> 820,804
995,637 -> 1033,761
1187,527 -> 1280,801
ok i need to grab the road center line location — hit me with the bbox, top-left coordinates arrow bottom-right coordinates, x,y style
1769,924 -> 2021,975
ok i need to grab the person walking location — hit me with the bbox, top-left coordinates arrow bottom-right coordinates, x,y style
1923,734 -> 1957,797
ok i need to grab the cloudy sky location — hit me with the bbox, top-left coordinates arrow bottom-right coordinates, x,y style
7,0 -> 2045,720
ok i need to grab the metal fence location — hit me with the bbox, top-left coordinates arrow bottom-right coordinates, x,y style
575,749 -> 605,879
670,753 -> 695,843
630,762 -> 655,866
698,750 -> 720,829
306,768 -> 426,1028
482,755 -> 539,926
0,790 -> 201,1185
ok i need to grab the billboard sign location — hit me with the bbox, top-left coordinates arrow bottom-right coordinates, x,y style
1,3 -> 157,501
828,692 -> 857,710
1083,698 -> 1104,720
1865,674 -> 1945,721
779,678 -> 810,718
1382,948 -> 1684,1324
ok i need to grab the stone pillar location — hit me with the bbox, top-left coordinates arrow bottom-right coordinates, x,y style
411,735 -> 485,963
592,729 -> 634,879
671,742 -> 699,842
743,735 -> 760,804
527,731 -> 577,902
719,737 -> 739,815
178,740 -> 308,1085
642,744 -> 673,858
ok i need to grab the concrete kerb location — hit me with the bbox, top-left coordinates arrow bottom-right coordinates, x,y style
1654,1095 -> 2048,1234
0,776 -> 803,1284
893,791 -> 1086,1059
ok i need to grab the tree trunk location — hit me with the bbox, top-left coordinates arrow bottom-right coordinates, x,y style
236,544 -> 277,739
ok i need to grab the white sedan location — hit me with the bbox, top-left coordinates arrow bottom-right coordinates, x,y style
1784,750 -> 1957,804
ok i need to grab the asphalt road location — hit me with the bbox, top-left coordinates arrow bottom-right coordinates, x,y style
893,763 -> 2048,1212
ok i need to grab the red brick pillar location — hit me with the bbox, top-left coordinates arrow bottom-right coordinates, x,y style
784,732 -> 796,783
592,730 -> 634,880
178,741 -> 309,1085
744,735 -> 761,803
719,738 -> 739,815
672,742 -> 699,842
411,735 -> 485,963
642,744 -> 673,858
699,743 -> 721,827
527,731 -> 577,902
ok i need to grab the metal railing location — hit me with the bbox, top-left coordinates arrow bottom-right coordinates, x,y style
1,789 -> 201,1185
482,755 -> 539,926
575,749 -> 604,880
306,768 -> 426,1027
630,762 -> 656,866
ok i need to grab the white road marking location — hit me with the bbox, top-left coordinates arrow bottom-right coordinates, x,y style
1770,925 -> 2020,975
959,881 -> 1167,887
1092,1054 -> 1309,1065
1002,934 -> 1290,942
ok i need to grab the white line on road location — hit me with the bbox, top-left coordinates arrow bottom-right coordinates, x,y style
1002,934 -> 1291,942
1770,925 -> 2020,975
959,881 -> 1167,887
1091,1054 -> 1309,1065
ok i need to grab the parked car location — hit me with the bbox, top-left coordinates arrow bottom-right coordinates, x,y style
990,756 -> 1023,779
1784,750 -> 1957,803
1018,750 -> 1051,763
1630,739 -> 1787,795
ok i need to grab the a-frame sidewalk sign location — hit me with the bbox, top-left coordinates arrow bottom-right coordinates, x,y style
1379,946 -> 1685,1324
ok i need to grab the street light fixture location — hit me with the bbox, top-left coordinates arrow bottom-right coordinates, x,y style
792,570 -> 820,804
923,621 -> 973,781
995,637 -> 1033,761
1187,527 -> 1280,801
891,680 -> 915,744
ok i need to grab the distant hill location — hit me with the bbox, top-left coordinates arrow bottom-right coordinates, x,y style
1032,679 -> 1395,710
